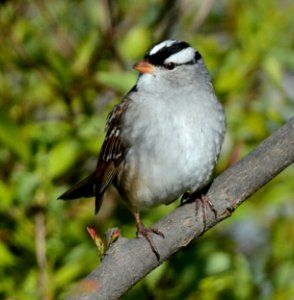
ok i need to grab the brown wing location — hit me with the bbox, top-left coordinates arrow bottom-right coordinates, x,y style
58,98 -> 130,214
93,98 -> 129,213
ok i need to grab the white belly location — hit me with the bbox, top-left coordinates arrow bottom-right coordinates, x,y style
118,92 -> 225,212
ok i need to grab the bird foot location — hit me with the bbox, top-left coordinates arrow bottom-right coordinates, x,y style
134,213 -> 164,260
196,194 -> 217,235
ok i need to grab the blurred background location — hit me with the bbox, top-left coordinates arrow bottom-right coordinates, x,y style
0,0 -> 294,299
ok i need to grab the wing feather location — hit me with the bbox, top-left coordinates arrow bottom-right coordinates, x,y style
59,97 -> 130,215
93,99 -> 129,212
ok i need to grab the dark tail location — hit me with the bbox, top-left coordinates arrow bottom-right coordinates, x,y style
58,172 -> 96,200
58,172 -> 103,214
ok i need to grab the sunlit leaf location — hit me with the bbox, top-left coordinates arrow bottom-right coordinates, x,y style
263,55 -> 283,87
0,243 -> 15,267
47,140 -> 80,179
96,71 -> 136,93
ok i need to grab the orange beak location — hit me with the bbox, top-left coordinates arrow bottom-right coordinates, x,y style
133,60 -> 154,74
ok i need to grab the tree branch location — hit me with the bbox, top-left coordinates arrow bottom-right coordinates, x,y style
66,118 -> 294,300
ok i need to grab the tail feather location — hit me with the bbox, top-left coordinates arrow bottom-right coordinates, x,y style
58,172 -> 105,214
95,185 -> 103,214
58,161 -> 117,214
58,172 -> 96,200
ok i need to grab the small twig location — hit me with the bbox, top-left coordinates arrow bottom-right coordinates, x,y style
190,0 -> 215,33
35,210 -> 49,300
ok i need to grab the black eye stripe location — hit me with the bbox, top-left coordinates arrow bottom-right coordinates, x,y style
185,51 -> 202,65
194,51 -> 202,61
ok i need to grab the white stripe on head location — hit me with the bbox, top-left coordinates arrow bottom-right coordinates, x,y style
164,47 -> 195,64
149,40 -> 178,55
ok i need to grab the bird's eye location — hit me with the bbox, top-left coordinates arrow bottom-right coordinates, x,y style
164,63 -> 175,70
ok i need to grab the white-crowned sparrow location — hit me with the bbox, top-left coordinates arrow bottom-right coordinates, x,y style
59,40 -> 226,257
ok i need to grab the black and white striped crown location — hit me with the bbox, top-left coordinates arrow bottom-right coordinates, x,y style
144,40 -> 201,66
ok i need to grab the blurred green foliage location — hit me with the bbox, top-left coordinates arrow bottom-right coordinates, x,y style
0,0 -> 294,299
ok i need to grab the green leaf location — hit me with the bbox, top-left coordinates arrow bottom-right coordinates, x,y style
0,112 -> 30,162
118,27 -> 151,61
0,242 -> 16,267
0,181 -> 12,211
47,140 -> 80,179
96,71 -> 136,93
263,55 -> 282,86
55,263 -> 84,287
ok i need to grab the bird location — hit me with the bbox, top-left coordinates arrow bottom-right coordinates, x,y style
58,39 -> 226,258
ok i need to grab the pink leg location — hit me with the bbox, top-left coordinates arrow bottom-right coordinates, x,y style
196,194 -> 217,234
134,212 -> 164,259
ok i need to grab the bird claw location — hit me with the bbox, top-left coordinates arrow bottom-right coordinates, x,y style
181,187 -> 218,234
196,194 -> 217,235
134,213 -> 164,259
